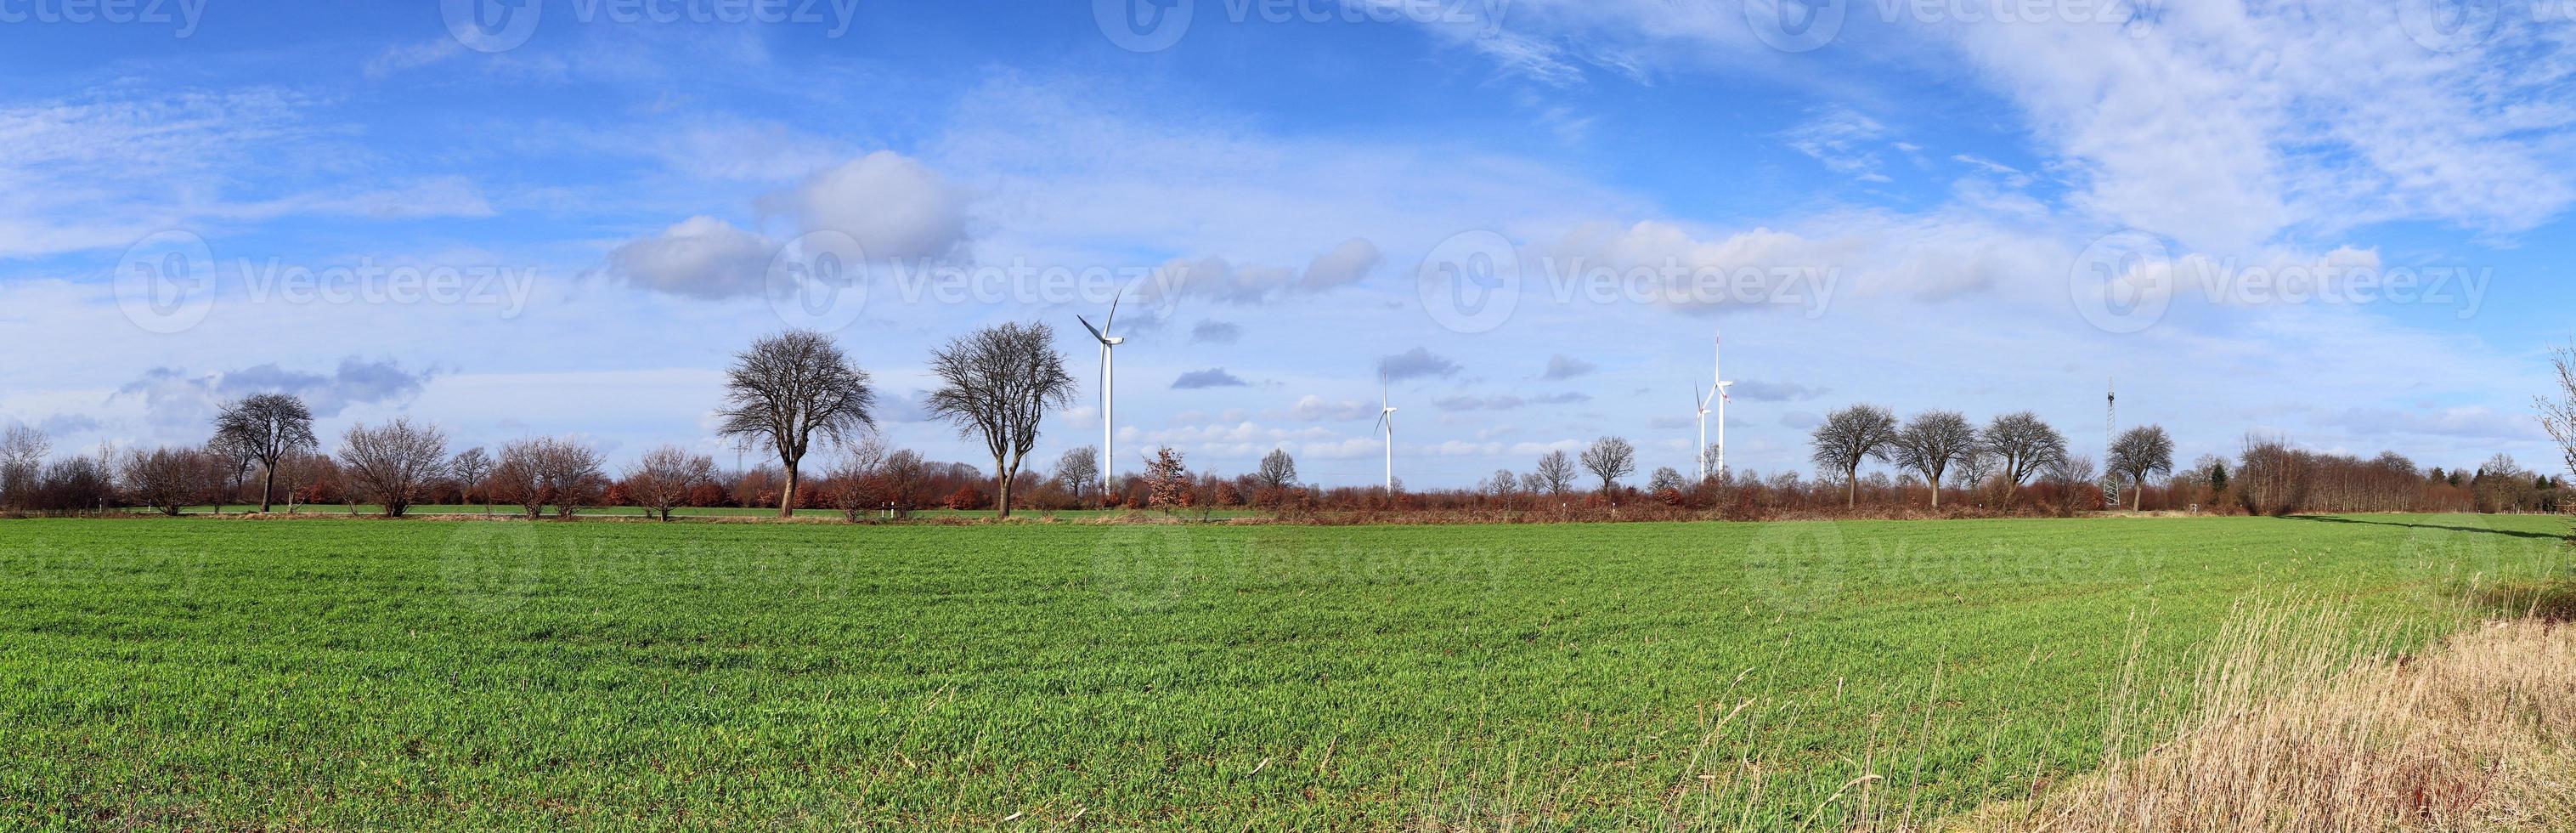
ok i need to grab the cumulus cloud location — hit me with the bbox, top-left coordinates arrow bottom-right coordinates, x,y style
1172,368 -> 1249,389
114,357 -> 441,428
1297,238 -> 1382,292
1727,380 -> 1829,402
1289,395 -> 1381,422
1435,392 -> 1590,411
1544,220 -> 1864,309
774,150 -> 969,262
1376,347 -> 1460,382
1190,320 -> 1242,344
1539,354 -> 1596,380
608,150 -> 969,298
1137,238 -> 1388,307
605,215 -> 776,298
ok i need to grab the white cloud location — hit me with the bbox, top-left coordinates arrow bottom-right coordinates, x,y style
1539,354 -> 1596,380
1289,395 -> 1381,422
0,89 -> 494,260
1782,108 -> 1895,183
1430,0 -> 2576,252
772,150 -> 969,262
604,215 -> 776,298
1376,347 -> 1462,382
1298,237 -> 1383,292
112,357 -> 441,431
605,149 -> 968,298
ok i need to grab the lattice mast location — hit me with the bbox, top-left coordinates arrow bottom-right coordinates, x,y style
2104,377 -> 2118,509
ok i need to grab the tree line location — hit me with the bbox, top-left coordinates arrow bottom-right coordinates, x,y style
4,336 -> 2569,521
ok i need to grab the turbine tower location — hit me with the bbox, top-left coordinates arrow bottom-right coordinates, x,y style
1076,296 -> 1126,507
1693,382 -> 1714,480
1711,329 -> 1735,479
1376,385 -> 1398,493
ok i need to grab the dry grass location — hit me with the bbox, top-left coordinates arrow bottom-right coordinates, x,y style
1956,601 -> 2576,833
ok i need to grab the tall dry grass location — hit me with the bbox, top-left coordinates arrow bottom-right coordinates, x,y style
1960,603 -> 2576,833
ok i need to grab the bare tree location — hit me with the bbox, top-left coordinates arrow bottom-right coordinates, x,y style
625,445 -> 715,522
2107,425 -> 2177,510
1893,410 -> 1976,508
205,434 -> 256,514
534,437 -> 606,519
1532,450 -> 1577,496
2537,342 -> 2576,492
450,447 -> 493,516
2235,434 -> 2311,517
881,449 -> 929,515
1054,445 -> 1100,506
1647,466 -> 1685,496
2042,453 -> 2099,516
715,330 -> 878,518
924,322 -> 1078,519
0,423 -> 47,510
1949,447 -> 2000,497
212,393 -> 318,513
1980,411 -> 2068,505
1487,468 -> 1518,500
492,439 -> 549,519
1580,436 -> 1637,496
273,449 -> 333,514
828,437 -> 890,522
1811,404 -> 1900,507
121,446 -> 212,516
336,419 -> 449,518
1255,448 -> 1298,491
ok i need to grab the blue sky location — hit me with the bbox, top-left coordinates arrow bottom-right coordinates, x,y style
4,0 -> 2573,486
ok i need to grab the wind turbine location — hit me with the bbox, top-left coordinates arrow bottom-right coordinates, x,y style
1376,385 -> 1398,493
1711,329 -> 1734,479
1076,296 -> 1125,507
1693,382 -> 1715,480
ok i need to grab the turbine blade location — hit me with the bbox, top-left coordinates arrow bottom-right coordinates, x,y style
1076,314 -> 1106,343
1104,295 -> 1121,334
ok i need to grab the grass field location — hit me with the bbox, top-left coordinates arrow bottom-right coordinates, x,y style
1,513 -> 2567,829
139,504 -> 1263,520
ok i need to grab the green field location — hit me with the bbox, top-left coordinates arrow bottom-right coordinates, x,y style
2,514 -> 2567,829
143,505 -> 1262,520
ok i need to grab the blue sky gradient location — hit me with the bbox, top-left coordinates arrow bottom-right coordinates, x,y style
4,0 -> 2573,486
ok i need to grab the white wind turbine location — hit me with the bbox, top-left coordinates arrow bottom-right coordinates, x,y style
1693,382 -> 1715,481
1710,329 -> 1735,479
1076,296 -> 1126,506
1376,384 -> 1398,493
